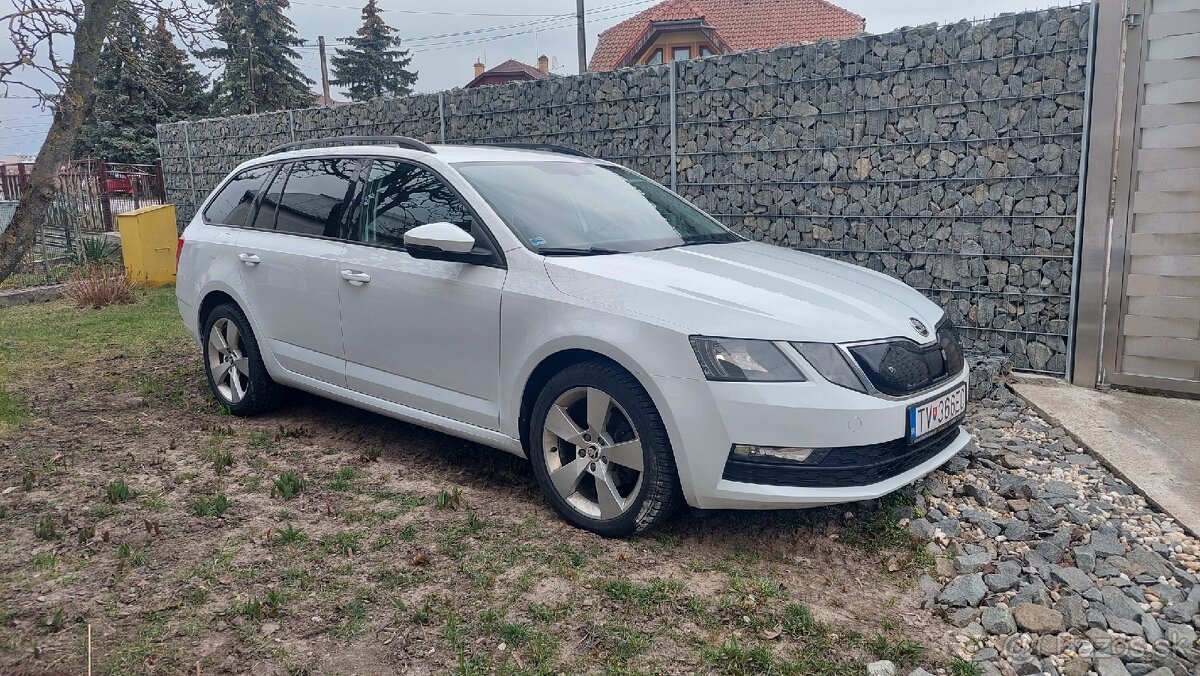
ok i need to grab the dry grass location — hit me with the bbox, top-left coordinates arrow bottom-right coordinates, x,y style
63,263 -> 133,308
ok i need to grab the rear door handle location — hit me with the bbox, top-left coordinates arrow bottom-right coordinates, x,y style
238,253 -> 261,266
340,269 -> 371,286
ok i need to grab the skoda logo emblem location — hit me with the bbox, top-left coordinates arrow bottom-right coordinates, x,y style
909,317 -> 929,337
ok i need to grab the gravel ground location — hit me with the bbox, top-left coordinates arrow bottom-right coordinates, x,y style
897,386 -> 1199,676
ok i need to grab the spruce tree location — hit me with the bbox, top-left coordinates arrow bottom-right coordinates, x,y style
205,0 -> 313,115
74,6 -> 150,162
330,0 -> 417,102
144,14 -> 211,119
74,8 -> 210,164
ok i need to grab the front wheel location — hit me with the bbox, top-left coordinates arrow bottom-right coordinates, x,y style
201,303 -> 280,416
529,361 -> 682,536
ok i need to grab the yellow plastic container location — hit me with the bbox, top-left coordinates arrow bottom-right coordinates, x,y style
116,204 -> 177,287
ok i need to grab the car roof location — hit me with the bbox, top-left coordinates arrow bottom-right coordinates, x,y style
241,143 -> 596,168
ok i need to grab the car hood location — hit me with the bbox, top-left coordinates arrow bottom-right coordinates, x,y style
543,241 -> 945,343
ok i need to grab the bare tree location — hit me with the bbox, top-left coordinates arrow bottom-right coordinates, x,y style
0,0 -> 213,282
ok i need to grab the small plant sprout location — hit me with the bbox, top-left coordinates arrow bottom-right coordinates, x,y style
46,608 -> 65,633
192,493 -> 231,517
277,523 -> 306,545
466,510 -> 485,533
211,449 -> 233,475
330,467 -> 359,492
946,657 -> 983,676
34,514 -> 57,540
435,487 -> 463,511
115,543 -> 149,570
276,425 -> 313,440
272,471 -> 306,500
105,479 -> 136,504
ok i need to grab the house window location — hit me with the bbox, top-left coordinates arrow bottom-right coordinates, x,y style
645,49 -> 664,65
700,45 -> 715,57
672,46 -> 692,62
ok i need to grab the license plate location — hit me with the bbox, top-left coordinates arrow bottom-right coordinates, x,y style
908,383 -> 967,442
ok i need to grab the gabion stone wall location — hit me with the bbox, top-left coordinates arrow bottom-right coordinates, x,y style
158,6 -> 1091,375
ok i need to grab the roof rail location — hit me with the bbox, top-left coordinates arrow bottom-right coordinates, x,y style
480,143 -> 593,158
265,135 -> 437,156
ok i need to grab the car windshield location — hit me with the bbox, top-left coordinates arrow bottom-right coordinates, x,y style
453,161 -> 741,254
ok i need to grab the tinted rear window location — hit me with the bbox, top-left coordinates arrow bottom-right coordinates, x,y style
203,165 -> 272,226
274,158 -> 362,238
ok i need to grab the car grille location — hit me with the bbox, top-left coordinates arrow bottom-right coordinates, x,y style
720,421 -> 964,488
848,322 -> 964,397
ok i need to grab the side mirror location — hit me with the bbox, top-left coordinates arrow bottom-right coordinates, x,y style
404,222 -> 476,254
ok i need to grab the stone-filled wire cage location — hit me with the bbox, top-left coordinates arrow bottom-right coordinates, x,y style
158,5 -> 1093,376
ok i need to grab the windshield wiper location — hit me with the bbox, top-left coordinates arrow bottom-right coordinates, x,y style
650,236 -> 738,251
679,235 -> 738,246
536,246 -> 627,256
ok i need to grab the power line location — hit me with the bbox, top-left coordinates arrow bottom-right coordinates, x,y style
405,4 -> 650,54
287,2 -> 566,16
253,0 -> 656,47
0,130 -> 49,140
285,0 -> 653,17
0,114 -> 53,123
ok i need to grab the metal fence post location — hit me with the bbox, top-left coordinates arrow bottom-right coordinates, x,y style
1065,0 -> 1100,384
288,110 -> 296,142
438,92 -> 447,144
183,122 -> 196,215
669,62 -> 678,193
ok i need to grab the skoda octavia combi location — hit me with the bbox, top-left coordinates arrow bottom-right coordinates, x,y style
176,137 -> 970,536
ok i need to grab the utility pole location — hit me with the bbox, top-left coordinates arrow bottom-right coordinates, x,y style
576,0 -> 587,74
318,36 -> 332,103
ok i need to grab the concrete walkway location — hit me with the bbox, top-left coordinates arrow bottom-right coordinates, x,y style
1012,379 -> 1200,536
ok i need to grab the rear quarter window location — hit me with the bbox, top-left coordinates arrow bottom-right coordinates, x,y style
203,165 -> 273,226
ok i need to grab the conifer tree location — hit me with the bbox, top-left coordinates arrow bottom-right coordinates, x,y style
206,0 -> 313,114
74,9 -> 210,163
331,0 -> 417,102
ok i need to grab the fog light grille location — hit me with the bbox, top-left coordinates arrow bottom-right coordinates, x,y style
721,423 -> 963,488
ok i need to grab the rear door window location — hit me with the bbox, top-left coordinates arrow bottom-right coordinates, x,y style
203,165 -> 272,226
359,160 -> 475,249
274,158 -> 363,239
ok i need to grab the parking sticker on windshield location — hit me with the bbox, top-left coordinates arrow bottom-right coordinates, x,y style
529,237 -> 547,247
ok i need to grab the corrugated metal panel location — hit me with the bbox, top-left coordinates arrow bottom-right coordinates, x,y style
1113,0 -> 1200,392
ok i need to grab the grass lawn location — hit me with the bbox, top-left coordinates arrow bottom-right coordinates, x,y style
0,287 -> 955,675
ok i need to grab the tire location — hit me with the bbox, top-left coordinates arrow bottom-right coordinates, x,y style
201,303 -> 281,416
529,360 -> 682,536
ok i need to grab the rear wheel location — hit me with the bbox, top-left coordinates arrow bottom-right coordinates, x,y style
529,361 -> 681,536
202,304 -> 280,416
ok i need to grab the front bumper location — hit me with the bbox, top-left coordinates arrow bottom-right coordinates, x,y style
651,367 -> 970,510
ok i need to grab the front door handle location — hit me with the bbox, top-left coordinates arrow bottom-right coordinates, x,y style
238,253 -> 261,266
340,269 -> 371,286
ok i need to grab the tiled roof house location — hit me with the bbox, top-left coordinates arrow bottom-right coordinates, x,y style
590,0 -> 865,72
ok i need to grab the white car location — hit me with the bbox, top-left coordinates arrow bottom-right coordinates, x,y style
176,137 -> 970,536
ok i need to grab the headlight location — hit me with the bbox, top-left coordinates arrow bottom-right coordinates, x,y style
689,337 -> 806,382
791,342 -> 868,393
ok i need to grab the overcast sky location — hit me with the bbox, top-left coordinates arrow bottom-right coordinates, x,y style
0,0 -> 1068,157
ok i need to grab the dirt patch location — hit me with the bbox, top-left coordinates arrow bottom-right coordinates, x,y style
0,290 -> 956,674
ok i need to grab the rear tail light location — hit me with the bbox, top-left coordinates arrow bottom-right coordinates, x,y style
176,236 -> 185,267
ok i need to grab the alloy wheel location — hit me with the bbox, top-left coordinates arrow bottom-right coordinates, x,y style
541,386 -> 644,520
207,317 -> 250,404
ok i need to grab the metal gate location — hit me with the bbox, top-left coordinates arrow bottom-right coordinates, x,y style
1073,0 -> 1200,395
